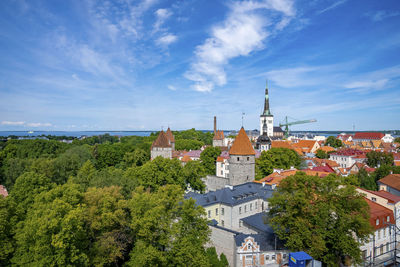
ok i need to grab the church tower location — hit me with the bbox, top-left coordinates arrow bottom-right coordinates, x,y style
259,81 -> 274,137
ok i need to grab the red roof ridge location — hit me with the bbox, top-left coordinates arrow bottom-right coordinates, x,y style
151,131 -> 171,149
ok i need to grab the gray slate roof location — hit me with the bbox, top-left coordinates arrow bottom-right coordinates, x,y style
185,182 -> 274,207
241,212 -> 273,233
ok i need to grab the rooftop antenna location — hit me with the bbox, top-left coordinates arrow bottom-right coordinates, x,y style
241,112 -> 245,128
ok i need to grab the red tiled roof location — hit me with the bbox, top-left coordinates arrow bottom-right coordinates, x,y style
361,188 -> 400,204
151,131 -> 171,149
229,127 -> 255,155
330,148 -> 365,156
311,165 -> 335,173
353,132 -> 385,140
165,127 -> 175,143
213,130 -> 225,140
364,198 -> 395,230
0,185 -> 8,197
378,174 -> 400,191
181,155 -> 192,162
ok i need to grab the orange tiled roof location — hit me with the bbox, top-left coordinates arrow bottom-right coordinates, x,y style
378,174 -> 400,191
292,140 -> 317,149
181,155 -> 192,162
151,131 -> 171,149
255,169 -> 331,186
319,146 -> 335,152
394,161 -> 400,166
213,130 -> 225,140
0,185 -> 8,198
229,127 -> 255,155
165,127 -> 175,143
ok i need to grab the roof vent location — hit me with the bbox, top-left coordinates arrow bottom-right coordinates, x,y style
225,185 -> 233,190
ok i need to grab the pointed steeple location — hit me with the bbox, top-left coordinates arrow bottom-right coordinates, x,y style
263,80 -> 271,116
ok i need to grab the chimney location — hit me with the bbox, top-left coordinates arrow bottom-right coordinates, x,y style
214,116 -> 217,134
262,182 -> 265,187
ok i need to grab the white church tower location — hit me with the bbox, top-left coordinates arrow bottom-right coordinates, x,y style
259,81 -> 274,137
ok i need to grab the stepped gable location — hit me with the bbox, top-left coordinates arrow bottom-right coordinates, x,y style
151,130 -> 171,149
229,127 -> 255,155
165,127 -> 175,143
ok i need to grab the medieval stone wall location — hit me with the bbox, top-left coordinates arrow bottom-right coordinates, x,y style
150,147 -> 172,160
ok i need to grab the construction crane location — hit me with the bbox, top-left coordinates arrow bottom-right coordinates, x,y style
279,116 -> 317,138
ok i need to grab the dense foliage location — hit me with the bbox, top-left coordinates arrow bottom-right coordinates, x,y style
315,149 -> 328,159
268,172 -> 372,266
255,148 -> 301,179
325,136 -> 343,148
366,150 -> 394,167
0,132 -> 227,266
200,146 -> 222,175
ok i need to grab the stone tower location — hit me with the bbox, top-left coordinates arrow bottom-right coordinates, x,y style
259,81 -> 274,137
150,130 -> 172,160
227,127 -> 255,185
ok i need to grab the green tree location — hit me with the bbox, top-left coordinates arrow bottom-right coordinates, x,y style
68,160 -> 97,190
255,148 -> 301,179
12,184 -> 89,266
0,196 -> 16,265
394,137 -> 400,144
52,145 -> 94,184
200,147 -> 221,175
325,136 -> 343,148
268,173 -> 372,266
121,149 -> 149,168
127,185 -> 210,266
83,186 -> 131,265
175,139 -> 204,151
181,160 -> 206,192
366,151 -> 394,167
315,149 -> 328,159
355,168 -> 377,190
206,247 -> 229,267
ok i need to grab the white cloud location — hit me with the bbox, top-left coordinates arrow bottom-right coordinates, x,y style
185,0 -> 295,92
156,34 -> 178,46
167,85 -> 177,91
1,121 -> 25,125
154,8 -> 173,32
26,122 -> 52,127
365,10 -> 400,22
344,79 -> 388,91
317,0 -> 347,15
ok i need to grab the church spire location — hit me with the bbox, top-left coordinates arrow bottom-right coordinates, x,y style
263,80 -> 271,116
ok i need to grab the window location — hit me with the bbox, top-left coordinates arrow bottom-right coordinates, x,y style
239,207 -> 242,214
215,208 -> 218,216
239,220 -> 242,227
237,157 -> 240,161
378,230 -> 381,239
272,255 -> 276,260
248,244 -> 251,250
383,228 -> 386,237
208,210 -> 211,218
245,205 -> 247,212
221,208 -> 224,215
283,254 -> 287,259
265,255 -> 269,260
387,216 -> 390,222
247,157 -> 249,161
376,219 -> 379,225
255,202 -> 258,209
372,197 -> 377,202
221,220 -> 224,226
221,170 -> 223,175
250,203 -> 253,210
362,250 -> 367,260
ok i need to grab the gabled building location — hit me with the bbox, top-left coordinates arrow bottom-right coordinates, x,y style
255,121 -> 271,152
329,148 -> 367,168
291,140 -> 320,154
150,130 -> 174,160
378,174 -> 400,196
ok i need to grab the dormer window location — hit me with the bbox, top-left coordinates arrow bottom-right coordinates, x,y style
372,197 -> 376,202
387,216 -> 390,222
376,219 -> 379,225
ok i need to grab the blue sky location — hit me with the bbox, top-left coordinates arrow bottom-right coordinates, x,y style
0,0 -> 399,131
